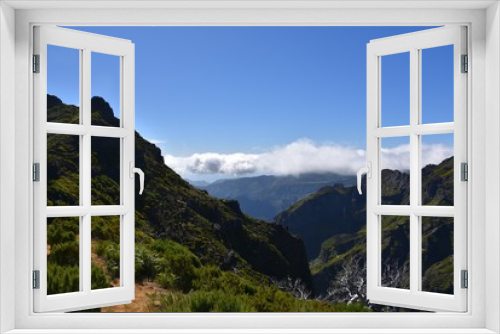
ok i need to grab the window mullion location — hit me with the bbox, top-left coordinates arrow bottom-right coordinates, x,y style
82,48 -> 92,294
409,47 -> 420,294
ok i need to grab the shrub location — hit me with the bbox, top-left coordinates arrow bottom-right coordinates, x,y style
91,263 -> 111,290
135,246 -> 160,282
49,240 -> 79,266
94,241 -> 120,279
91,216 -> 120,242
47,263 -> 79,295
158,253 -> 199,292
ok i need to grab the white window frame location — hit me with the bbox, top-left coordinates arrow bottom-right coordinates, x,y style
0,1 -> 499,333
33,26 -> 136,312
365,26 -> 468,312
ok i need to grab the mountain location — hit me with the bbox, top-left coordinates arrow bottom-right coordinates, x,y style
46,95 -> 372,312
186,179 -> 212,188
310,213 -> 453,296
275,157 -> 454,296
275,184 -> 366,260
202,173 -> 357,221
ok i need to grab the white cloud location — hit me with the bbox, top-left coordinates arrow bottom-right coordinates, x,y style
164,139 -> 453,177
148,139 -> 167,145
166,152 -> 259,175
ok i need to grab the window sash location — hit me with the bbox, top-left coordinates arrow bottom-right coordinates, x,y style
366,26 -> 467,312
33,26 -> 136,313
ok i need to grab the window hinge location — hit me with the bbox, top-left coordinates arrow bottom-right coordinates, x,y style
461,270 -> 468,289
461,54 -> 468,73
33,270 -> 40,289
461,162 -> 468,181
33,54 -> 40,73
33,163 -> 40,182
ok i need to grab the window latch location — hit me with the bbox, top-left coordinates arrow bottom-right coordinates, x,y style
129,162 -> 145,195
357,162 -> 371,195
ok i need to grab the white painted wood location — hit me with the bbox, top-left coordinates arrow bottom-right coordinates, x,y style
8,6 -> 489,333
33,26 -> 135,313
366,25 -> 467,312
372,123 -> 454,138
372,205 -> 454,217
1,329 -> 498,334
3,0 -> 497,10
45,123 -> 130,138
485,3 -> 500,333
0,2 -> 17,333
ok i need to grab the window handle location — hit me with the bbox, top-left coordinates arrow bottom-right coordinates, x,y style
357,161 -> 371,195
129,162 -> 145,195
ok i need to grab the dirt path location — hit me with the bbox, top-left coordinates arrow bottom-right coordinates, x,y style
100,281 -> 168,312
91,241 -> 168,312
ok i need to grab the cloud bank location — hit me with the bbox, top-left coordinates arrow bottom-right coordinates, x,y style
164,139 -> 453,178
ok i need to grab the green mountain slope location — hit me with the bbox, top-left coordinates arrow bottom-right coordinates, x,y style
275,159 -> 454,296
275,184 -> 366,260
46,95 -> 370,312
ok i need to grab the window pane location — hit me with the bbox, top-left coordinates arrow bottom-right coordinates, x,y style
381,137 -> 410,205
421,133 -> 454,206
381,52 -> 410,127
47,217 -> 80,295
91,137 -> 121,205
91,216 -> 121,290
91,52 -> 120,127
47,134 -> 80,206
47,45 -> 80,124
381,215 -> 410,290
421,217 -> 453,294
421,45 -> 454,124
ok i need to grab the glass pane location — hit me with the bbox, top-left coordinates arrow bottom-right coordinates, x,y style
421,45 -> 454,124
91,216 -> 121,290
421,133 -> 454,206
381,52 -> 410,127
47,45 -> 80,124
47,217 -> 80,295
421,217 -> 454,294
91,52 -> 120,127
91,137 -> 121,205
381,215 -> 410,290
381,137 -> 410,205
47,134 -> 80,206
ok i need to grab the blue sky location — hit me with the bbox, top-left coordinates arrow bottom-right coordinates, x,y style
48,26 -> 454,180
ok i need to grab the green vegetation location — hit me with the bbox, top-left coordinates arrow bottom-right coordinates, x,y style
46,95 -> 360,312
154,289 -> 368,312
305,165 -> 454,297
151,263 -> 369,312
46,94 -> 453,312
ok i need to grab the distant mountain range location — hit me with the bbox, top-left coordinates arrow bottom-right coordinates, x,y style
200,173 -> 357,221
185,179 -> 212,188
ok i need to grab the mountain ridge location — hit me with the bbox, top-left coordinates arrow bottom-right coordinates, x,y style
201,173 -> 357,221
46,94 -> 319,305
273,158 -> 455,296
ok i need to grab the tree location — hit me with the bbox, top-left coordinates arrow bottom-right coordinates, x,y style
323,255 -> 410,312
273,276 -> 312,300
